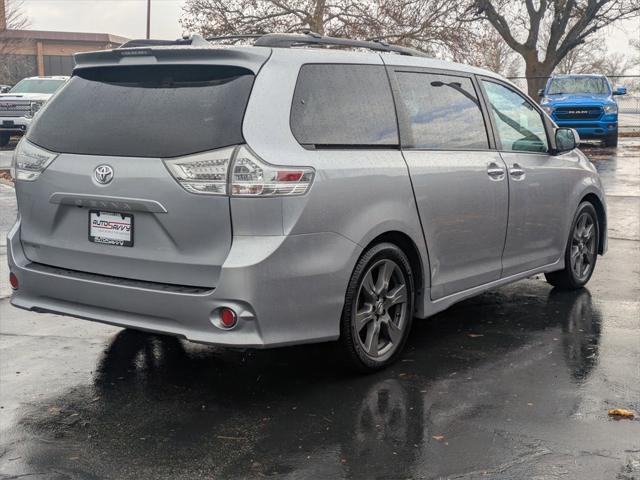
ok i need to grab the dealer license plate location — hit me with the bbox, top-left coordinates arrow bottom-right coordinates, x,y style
88,210 -> 134,247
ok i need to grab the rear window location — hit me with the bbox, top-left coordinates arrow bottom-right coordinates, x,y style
27,65 -> 254,158
290,64 -> 398,147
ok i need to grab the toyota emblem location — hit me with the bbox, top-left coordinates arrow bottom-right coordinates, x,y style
94,165 -> 114,185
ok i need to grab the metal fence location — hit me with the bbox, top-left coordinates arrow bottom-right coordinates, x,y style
508,75 -> 640,132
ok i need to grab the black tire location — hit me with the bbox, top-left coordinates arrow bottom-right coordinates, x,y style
0,133 -> 9,147
340,242 -> 414,372
545,202 -> 599,290
603,133 -> 618,147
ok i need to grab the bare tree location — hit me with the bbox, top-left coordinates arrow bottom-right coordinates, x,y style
1,0 -> 28,38
0,0 -> 30,84
471,0 -> 640,97
452,24 -> 521,77
554,32 -> 627,77
180,0 -> 467,56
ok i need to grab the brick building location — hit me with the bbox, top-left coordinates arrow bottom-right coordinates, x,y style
0,0 -> 128,84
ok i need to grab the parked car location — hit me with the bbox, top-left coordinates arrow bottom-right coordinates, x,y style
538,74 -> 626,147
0,85 -> 11,94
0,76 -> 68,147
7,34 -> 607,371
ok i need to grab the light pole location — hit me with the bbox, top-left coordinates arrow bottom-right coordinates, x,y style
146,0 -> 151,39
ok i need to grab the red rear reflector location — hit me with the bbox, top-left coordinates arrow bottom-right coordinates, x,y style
9,272 -> 19,290
220,308 -> 237,329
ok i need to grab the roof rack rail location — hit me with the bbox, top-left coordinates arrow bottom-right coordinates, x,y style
206,34 -> 264,42
253,31 -> 427,57
118,32 -> 427,57
119,34 -> 210,49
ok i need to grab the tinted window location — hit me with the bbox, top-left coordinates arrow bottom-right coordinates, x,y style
27,65 -> 254,158
291,64 -> 398,147
395,72 -> 488,149
482,81 -> 549,153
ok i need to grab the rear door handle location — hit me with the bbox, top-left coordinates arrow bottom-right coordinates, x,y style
509,163 -> 526,180
487,162 -> 505,180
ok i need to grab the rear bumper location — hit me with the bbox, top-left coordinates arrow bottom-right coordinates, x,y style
554,118 -> 617,139
0,116 -> 30,135
7,218 -> 361,348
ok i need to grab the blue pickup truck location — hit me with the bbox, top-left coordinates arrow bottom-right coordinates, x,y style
539,74 -> 626,147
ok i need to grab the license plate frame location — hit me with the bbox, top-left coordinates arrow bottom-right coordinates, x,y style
88,210 -> 134,247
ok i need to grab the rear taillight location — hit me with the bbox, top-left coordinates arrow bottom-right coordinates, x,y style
163,146 -> 233,195
164,145 -> 314,197
12,139 -> 58,181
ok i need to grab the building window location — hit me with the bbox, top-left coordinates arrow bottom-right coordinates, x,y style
43,56 -> 75,76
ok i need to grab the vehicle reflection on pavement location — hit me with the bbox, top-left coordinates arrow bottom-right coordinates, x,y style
12,284 -> 620,479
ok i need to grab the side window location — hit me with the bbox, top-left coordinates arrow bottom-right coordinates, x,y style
395,72 -> 489,149
290,64 -> 398,147
482,80 -> 549,153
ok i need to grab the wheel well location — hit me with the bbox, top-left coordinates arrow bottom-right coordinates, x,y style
582,193 -> 606,254
366,231 -> 425,304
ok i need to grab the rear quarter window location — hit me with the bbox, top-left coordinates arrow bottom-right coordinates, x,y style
27,65 -> 254,158
290,64 -> 398,147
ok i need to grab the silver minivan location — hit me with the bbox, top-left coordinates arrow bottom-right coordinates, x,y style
7,33 -> 607,371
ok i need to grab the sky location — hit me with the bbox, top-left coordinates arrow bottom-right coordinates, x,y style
19,0 -> 640,74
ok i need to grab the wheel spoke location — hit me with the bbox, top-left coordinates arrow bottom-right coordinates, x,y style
384,284 -> 407,310
570,245 -> 580,259
355,305 -> 375,332
583,222 -> 594,240
574,255 -> 584,276
384,316 -> 402,344
363,321 -> 381,357
375,261 -> 394,295
577,214 -> 587,234
361,270 -> 377,301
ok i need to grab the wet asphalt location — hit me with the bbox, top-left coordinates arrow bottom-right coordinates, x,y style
0,139 -> 639,480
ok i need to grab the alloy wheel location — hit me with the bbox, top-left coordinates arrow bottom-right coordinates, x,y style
570,211 -> 596,281
354,259 -> 409,360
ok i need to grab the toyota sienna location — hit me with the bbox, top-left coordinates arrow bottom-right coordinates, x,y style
7,33 -> 607,370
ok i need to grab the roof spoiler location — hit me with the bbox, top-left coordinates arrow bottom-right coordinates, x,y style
73,36 -> 271,74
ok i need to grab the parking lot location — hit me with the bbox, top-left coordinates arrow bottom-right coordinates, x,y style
0,138 -> 639,479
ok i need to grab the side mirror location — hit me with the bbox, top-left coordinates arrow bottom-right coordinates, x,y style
555,127 -> 579,153
613,86 -> 627,96
537,88 -> 545,97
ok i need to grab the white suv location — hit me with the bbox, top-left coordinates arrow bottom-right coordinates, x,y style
0,76 -> 68,146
